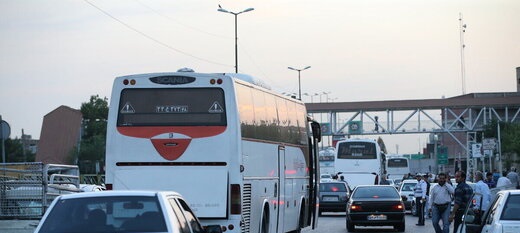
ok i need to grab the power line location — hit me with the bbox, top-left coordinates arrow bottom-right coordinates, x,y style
83,0 -> 232,67
134,0 -> 231,39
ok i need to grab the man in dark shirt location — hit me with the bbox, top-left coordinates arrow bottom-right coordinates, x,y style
449,170 -> 473,233
484,172 -> 496,188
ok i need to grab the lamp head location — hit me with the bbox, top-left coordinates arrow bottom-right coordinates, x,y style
218,8 -> 229,13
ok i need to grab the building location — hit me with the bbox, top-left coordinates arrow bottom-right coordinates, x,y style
35,105 -> 82,164
431,67 -> 520,175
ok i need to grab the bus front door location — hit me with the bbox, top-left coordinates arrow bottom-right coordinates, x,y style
276,145 -> 286,233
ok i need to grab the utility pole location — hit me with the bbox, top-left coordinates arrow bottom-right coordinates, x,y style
459,13 -> 467,95
22,129 -> 26,162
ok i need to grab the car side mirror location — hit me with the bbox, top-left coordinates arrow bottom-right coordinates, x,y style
401,195 -> 407,202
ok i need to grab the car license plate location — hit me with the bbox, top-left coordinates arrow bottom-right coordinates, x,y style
323,196 -> 339,202
367,215 -> 387,220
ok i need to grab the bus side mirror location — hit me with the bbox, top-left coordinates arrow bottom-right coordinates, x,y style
310,122 -> 321,142
464,215 -> 475,224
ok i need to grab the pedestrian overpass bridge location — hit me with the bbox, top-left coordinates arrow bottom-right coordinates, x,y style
305,92 -> 520,152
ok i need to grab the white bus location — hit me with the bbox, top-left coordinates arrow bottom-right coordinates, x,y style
318,148 -> 335,176
105,69 -> 321,233
386,157 -> 410,181
334,139 -> 386,188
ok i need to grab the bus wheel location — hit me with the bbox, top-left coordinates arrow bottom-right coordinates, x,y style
260,207 -> 269,233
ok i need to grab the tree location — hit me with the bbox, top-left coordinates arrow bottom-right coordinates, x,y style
483,120 -> 520,169
81,95 -> 109,138
77,95 -> 109,173
1,138 -> 35,162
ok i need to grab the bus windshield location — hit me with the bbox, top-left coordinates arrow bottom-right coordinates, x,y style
336,142 -> 377,159
117,88 -> 226,126
387,158 -> 408,167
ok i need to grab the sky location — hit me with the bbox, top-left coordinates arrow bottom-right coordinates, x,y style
1,0 -> 519,154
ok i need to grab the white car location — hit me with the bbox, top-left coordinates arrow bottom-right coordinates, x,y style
458,189 -> 520,233
34,190 -> 222,233
320,174 -> 334,183
79,184 -> 106,192
398,179 -> 417,212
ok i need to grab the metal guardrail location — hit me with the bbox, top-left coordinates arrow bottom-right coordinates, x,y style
0,162 -> 80,219
80,174 -> 105,185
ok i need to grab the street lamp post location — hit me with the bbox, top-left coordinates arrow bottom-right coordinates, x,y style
321,91 -> 331,103
303,93 -> 319,103
218,6 -> 254,73
288,66 -> 311,100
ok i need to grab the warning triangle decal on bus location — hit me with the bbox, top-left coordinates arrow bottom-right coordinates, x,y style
208,101 -> 224,113
120,102 -> 135,114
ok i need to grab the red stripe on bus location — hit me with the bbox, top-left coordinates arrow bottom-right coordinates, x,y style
117,126 -> 226,138
151,138 -> 191,161
116,162 -> 227,166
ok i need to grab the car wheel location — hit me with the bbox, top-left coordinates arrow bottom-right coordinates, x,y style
346,219 -> 355,232
395,222 -> 405,232
411,202 -> 417,216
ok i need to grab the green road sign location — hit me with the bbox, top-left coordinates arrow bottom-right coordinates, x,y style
348,121 -> 362,134
437,146 -> 448,165
409,154 -> 425,160
321,123 -> 331,136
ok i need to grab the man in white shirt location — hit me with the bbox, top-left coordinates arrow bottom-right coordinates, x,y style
507,167 -> 519,189
473,171 -> 491,222
428,173 -> 454,233
497,171 -> 513,188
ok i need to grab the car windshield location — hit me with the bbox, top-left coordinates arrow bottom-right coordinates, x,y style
400,183 -> 415,191
320,183 -> 347,192
501,194 -> 520,220
353,186 -> 399,198
38,196 -> 167,233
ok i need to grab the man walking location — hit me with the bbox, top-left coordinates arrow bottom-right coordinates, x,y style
507,167 -> 519,189
423,174 -> 431,218
414,173 -> 427,226
484,171 -> 496,188
473,171 -> 491,223
428,173 -> 454,233
380,175 -> 391,185
497,171 -> 513,188
449,171 -> 473,233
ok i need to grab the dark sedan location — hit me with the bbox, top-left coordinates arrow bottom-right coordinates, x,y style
346,185 -> 405,232
319,181 -> 350,215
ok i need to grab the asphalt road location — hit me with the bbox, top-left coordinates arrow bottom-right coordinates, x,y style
303,212 -> 438,233
3,212 -> 440,233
